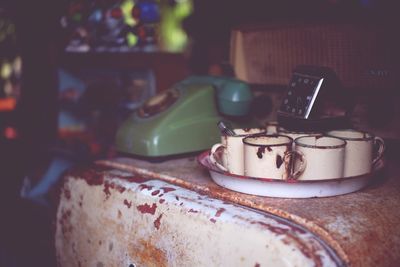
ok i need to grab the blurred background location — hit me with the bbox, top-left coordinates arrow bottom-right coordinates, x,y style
0,0 -> 399,266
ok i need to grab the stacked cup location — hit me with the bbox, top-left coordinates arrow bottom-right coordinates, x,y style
325,129 -> 385,177
210,127 -> 266,176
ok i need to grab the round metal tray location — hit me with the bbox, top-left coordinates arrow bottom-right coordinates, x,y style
197,150 -> 385,198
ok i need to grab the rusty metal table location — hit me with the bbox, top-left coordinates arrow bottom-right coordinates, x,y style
55,155 -> 400,267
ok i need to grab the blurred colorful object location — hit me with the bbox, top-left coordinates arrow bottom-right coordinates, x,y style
61,0 -> 192,52
0,10 -> 21,112
159,0 -> 192,52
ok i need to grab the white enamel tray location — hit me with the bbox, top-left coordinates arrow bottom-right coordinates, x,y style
197,150 -> 384,198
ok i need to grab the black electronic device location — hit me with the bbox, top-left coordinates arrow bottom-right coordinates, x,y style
277,65 -> 352,131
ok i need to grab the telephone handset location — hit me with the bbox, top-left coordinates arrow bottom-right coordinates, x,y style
116,75 -> 253,157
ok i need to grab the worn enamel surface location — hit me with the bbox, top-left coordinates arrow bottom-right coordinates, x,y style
55,166 -> 342,267
94,156 -> 400,267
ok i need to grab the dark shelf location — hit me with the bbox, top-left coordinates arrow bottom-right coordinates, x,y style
58,51 -> 190,92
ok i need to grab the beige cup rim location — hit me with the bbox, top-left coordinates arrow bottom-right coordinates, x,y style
295,135 -> 347,149
278,127 -> 321,135
222,128 -> 266,137
326,129 -> 374,141
242,134 -> 293,147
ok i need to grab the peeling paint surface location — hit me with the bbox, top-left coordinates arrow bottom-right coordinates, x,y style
55,167 -> 342,267
91,156 -> 400,267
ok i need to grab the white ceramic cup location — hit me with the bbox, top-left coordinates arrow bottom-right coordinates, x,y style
265,121 -> 279,134
326,129 -> 385,177
209,128 -> 265,175
278,127 -> 322,140
242,134 -> 306,180
294,135 -> 346,180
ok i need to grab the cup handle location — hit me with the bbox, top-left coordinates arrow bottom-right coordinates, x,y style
283,150 -> 307,180
372,136 -> 385,166
209,143 -> 228,172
